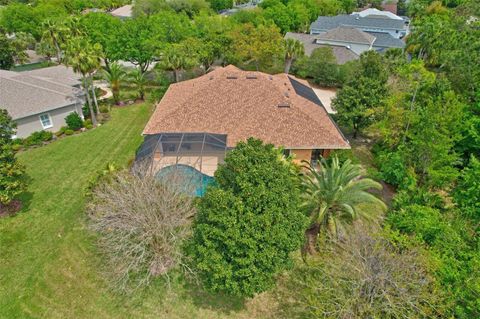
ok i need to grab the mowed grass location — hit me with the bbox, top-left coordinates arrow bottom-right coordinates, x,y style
0,104 -> 275,319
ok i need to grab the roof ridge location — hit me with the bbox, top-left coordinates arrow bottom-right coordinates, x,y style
16,74 -> 78,90
5,76 -> 73,97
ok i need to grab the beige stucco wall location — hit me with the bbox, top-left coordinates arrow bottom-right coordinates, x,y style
291,149 -> 313,166
14,104 -> 83,138
291,149 -> 333,166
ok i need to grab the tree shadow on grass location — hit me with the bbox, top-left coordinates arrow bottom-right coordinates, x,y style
0,174 -> 34,218
181,278 -> 247,315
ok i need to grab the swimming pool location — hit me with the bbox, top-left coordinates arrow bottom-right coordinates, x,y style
155,164 -> 215,196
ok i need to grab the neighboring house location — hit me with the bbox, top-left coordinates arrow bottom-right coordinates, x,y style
0,66 -> 84,138
285,32 -> 360,64
310,12 -> 409,38
286,9 -> 407,63
352,8 -> 403,20
219,1 -> 261,16
110,4 -> 132,19
138,65 -> 349,179
285,26 -> 404,62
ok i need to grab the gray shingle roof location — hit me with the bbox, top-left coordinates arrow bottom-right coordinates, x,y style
370,32 -> 405,48
284,32 -> 359,64
0,66 -> 83,120
316,27 -> 376,45
311,14 -> 406,31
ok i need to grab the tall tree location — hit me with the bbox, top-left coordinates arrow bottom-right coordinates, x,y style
63,37 -> 103,126
0,35 -> 15,70
103,62 -> 126,105
129,69 -> 148,101
115,17 -> 156,74
333,51 -> 388,138
40,19 -> 65,63
301,156 -> 386,254
187,138 -> 307,297
283,38 -> 304,74
0,109 -> 25,210
226,23 -> 283,71
80,12 -> 122,70
160,41 -> 198,82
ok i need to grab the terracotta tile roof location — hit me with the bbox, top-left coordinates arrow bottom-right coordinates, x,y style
143,65 -> 350,150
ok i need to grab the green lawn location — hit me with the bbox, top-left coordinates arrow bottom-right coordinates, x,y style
11,62 -> 56,72
0,104 -> 274,319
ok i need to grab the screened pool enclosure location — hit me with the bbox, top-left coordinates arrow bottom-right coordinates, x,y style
135,133 -> 229,195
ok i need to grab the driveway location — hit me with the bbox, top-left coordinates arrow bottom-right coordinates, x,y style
312,87 -> 337,114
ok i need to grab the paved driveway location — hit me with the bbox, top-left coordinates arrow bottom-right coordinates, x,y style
313,87 -> 337,114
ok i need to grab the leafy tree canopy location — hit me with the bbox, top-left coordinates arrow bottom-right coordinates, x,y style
0,109 -> 25,206
187,138 -> 307,297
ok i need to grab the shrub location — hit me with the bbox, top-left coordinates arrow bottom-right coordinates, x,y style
187,138 -> 307,297
23,130 -> 53,146
65,129 -> 74,136
82,104 -> 96,118
0,109 -> 25,207
99,105 -> 109,114
83,119 -> 92,126
55,126 -> 68,137
87,168 -> 194,292
453,155 -> 480,221
11,138 -> 23,145
275,226 -> 445,319
85,124 -> 93,130
376,150 -> 411,187
11,144 -> 22,152
65,112 -> 83,131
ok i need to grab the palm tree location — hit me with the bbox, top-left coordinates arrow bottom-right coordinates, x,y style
130,68 -> 147,101
283,39 -> 304,74
161,44 -> 196,83
63,37 -> 103,126
103,62 -> 126,105
301,156 -> 386,254
41,19 -> 66,64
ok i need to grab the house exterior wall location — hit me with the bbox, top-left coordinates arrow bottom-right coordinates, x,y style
315,39 -> 370,55
291,149 -> 334,166
14,103 -> 83,138
291,149 -> 313,165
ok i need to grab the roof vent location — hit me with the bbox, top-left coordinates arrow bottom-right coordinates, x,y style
246,74 -> 257,79
284,92 -> 290,98
277,102 -> 290,108
209,76 -> 214,80
226,74 -> 238,79
269,75 -> 273,80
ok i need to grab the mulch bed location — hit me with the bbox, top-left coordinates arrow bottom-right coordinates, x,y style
0,200 -> 22,218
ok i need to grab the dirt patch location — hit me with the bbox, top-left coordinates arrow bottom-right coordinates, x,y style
0,200 -> 22,218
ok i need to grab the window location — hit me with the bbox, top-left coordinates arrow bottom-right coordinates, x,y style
39,113 -> 53,129
282,149 -> 291,157
311,149 -> 324,165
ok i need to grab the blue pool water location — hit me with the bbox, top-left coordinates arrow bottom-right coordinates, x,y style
155,164 -> 215,196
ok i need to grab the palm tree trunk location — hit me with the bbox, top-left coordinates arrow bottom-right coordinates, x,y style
303,223 -> 321,256
174,69 -> 180,83
89,75 -> 100,114
51,33 -> 61,64
284,58 -> 293,74
83,76 -> 97,126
